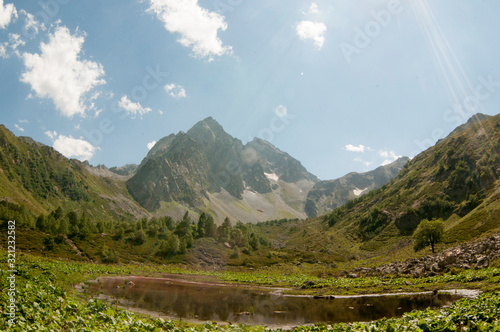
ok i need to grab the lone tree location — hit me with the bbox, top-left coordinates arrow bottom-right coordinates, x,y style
413,218 -> 445,254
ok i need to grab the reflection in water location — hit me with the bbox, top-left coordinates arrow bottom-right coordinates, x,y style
87,277 -> 461,326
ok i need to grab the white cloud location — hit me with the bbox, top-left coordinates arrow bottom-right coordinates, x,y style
9,33 -> 25,53
147,141 -> 157,150
164,83 -> 187,98
118,95 -> 152,118
0,33 -> 26,58
379,150 -> 402,166
20,10 -> 46,37
309,3 -> 320,14
53,135 -> 96,161
0,0 -> 17,30
19,119 -> 28,123
14,124 -> 24,132
21,26 -> 106,117
296,20 -> 327,49
0,42 -> 6,58
44,130 -> 57,140
147,0 -> 232,60
344,144 -> 371,153
275,105 -> 287,118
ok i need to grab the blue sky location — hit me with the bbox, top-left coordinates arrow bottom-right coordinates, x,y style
1,0 -> 499,180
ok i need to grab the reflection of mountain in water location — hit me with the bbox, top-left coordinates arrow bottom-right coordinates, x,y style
89,277 -> 460,326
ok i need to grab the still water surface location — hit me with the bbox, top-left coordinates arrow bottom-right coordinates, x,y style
87,276 -> 461,326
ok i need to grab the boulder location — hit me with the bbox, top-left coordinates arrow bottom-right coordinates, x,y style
412,266 -> 425,278
475,256 -> 489,269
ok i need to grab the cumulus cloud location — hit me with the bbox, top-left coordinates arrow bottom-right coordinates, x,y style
118,95 -> 152,118
147,141 -> 157,150
275,105 -> 287,118
0,0 -> 17,29
147,0 -> 232,60
53,135 -> 96,161
164,83 -> 187,98
296,20 -> 326,49
21,26 -> 106,117
379,150 -> 402,166
344,144 -> 371,153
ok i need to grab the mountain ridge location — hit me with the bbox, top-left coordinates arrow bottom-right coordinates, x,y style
321,113 -> 500,251
305,157 -> 409,218
0,117 -> 412,225
0,124 -> 149,221
127,117 -> 320,222
1,113 -> 499,269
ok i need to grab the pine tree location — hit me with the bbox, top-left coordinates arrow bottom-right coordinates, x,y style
217,217 -> 231,243
196,213 -> 207,238
175,211 -> 191,238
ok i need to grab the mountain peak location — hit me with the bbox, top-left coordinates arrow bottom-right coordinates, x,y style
193,117 -> 223,132
201,116 -> 216,123
128,116 -> 320,221
187,117 -> 235,146
246,138 -> 319,183
466,113 -> 490,126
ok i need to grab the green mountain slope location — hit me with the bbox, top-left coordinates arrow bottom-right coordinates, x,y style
325,113 -> 500,253
257,114 -> 500,264
0,125 -> 148,223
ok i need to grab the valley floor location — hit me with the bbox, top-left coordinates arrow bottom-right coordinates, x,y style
2,250 -> 500,331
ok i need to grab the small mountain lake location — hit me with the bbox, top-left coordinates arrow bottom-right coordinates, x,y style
83,276 -> 468,327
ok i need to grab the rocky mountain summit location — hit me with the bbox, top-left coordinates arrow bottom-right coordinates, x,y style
126,117 -> 409,223
127,117 -> 320,222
